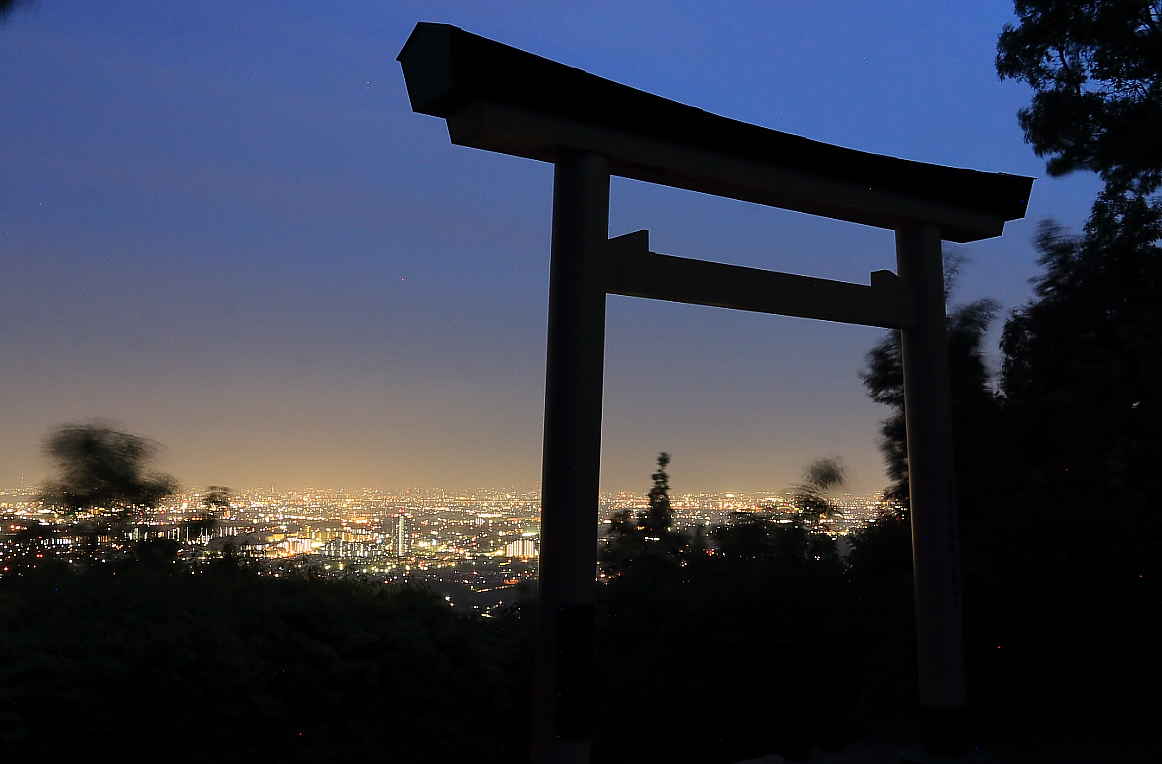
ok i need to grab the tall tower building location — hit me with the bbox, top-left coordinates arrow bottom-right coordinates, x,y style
392,513 -> 410,557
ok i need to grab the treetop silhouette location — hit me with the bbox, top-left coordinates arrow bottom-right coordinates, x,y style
998,0 -> 1162,195
38,422 -> 178,515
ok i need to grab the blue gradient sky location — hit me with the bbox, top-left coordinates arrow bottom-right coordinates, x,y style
0,2 -> 1102,494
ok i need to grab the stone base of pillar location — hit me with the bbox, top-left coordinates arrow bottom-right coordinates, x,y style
898,706 -> 991,763
898,745 -> 990,763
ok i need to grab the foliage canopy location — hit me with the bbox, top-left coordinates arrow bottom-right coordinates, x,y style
997,0 -> 1162,194
38,423 -> 178,514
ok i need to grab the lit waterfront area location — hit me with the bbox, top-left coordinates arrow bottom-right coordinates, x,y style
0,485 -> 891,610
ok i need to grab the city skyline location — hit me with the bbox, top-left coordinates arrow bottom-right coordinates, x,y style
1,483 -> 889,592
1,2 -> 1103,494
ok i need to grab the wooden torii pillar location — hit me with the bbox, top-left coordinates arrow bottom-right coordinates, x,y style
398,23 -> 1031,764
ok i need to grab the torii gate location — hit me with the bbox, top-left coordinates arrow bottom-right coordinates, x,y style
398,23 -> 1030,764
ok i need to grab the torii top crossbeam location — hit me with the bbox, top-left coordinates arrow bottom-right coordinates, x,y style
398,22 -> 1033,243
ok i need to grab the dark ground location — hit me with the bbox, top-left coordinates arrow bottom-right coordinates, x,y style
734,719 -> 1162,764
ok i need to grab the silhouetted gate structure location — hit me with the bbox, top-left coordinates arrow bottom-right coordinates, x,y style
398,23 -> 1031,764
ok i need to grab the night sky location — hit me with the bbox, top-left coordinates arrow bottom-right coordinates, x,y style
0,2 -> 1102,495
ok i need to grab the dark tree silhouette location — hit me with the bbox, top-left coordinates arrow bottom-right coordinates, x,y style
994,0 -> 1162,524
996,5 -> 1162,501
39,423 -> 177,514
0,0 -> 34,24
860,251 -> 1002,511
790,456 -> 846,530
856,40 -> 1162,720
599,452 -> 689,577
878,4 -> 1162,731
183,485 -> 230,538
0,574 -> 528,763
595,455 -> 858,763
202,485 -> 231,511
955,204 -> 1162,727
1001,202 -> 1162,497
37,422 -> 178,565
709,458 -> 843,573
643,452 -> 674,535
997,0 -> 1162,195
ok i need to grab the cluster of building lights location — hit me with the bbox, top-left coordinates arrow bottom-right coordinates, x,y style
1,487 -> 890,581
